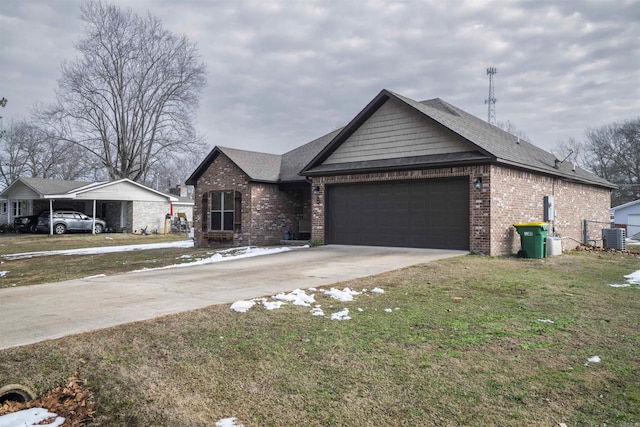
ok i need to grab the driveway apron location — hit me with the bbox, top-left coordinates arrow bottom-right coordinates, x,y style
0,245 -> 466,350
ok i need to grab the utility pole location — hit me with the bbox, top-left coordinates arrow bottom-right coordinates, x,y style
485,67 -> 497,125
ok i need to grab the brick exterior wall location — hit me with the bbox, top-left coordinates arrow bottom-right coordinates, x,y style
310,165 -> 488,251
310,164 -> 611,256
193,153 -> 251,247
192,153 -> 307,247
490,165 -> 611,254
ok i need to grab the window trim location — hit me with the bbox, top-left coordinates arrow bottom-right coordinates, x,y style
11,201 -> 23,217
209,190 -> 235,232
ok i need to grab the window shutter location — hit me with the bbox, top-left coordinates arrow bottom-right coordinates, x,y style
234,191 -> 242,231
201,193 -> 208,231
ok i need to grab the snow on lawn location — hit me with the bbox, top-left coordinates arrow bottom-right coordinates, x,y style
608,269 -> 640,288
0,407 -> 65,427
2,239 -> 195,260
274,289 -> 316,306
231,287 -> 387,321
129,246 -> 299,273
321,287 -> 360,301
215,417 -> 245,427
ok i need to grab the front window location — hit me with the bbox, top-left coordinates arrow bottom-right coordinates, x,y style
0,202 -> 6,214
209,191 -> 235,231
11,201 -> 22,217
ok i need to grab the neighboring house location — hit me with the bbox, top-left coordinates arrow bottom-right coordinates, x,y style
611,199 -> 640,238
0,177 -> 182,234
187,89 -> 615,256
167,184 -> 195,230
0,198 -> 9,230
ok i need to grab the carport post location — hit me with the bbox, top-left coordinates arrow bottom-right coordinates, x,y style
49,199 -> 53,235
92,199 -> 97,235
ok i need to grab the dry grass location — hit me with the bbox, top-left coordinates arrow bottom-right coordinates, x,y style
0,233 -> 213,288
1,250 -> 639,426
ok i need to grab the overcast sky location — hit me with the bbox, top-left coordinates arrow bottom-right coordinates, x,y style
1,0 -> 638,157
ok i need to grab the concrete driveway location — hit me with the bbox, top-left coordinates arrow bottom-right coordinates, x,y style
0,245 -> 466,350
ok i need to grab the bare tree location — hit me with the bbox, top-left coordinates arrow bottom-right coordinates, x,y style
0,119 -> 29,188
0,119 -> 97,188
43,1 -> 206,182
582,118 -> 640,206
495,120 -> 530,143
553,137 -> 587,169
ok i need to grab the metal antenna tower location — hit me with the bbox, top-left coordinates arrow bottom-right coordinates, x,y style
485,67 -> 497,125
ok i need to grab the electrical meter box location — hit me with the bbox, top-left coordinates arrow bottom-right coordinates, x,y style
544,195 -> 554,222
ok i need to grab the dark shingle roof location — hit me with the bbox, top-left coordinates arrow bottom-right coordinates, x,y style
187,89 -> 614,190
301,89 -> 615,188
2,177 -> 95,197
279,128 -> 343,182
218,147 -> 282,182
186,128 -> 343,185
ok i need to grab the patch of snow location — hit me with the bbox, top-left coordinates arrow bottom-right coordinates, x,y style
0,271 -> 8,278
585,355 -> 601,365
537,319 -> 555,323
83,274 -> 106,280
0,407 -> 65,427
371,287 -> 385,293
384,308 -> 393,313
131,246 -> 297,273
230,300 -> 256,313
331,308 -> 351,321
263,301 -> 286,311
625,270 -> 640,285
3,240 -> 195,260
322,287 -> 361,302
215,417 -> 245,427
310,307 -> 325,316
274,289 -> 315,306
608,269 -> 640,288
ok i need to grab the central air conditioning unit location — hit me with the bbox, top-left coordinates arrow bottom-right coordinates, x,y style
602,228 -> 626,251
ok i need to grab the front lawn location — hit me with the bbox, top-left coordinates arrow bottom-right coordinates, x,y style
1,251 -> 639,426
0,233 -> 208,288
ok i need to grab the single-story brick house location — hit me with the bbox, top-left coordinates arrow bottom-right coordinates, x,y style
0,177 -> 192,234
187,89 -> 615,255
611,199 -> 640,238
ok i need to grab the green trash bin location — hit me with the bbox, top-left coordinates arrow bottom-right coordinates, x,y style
513,222 -> 549,258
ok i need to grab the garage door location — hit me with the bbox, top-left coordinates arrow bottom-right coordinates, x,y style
325,178 -> 469,249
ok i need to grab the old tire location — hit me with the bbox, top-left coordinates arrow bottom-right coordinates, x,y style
0,384 -> 36,404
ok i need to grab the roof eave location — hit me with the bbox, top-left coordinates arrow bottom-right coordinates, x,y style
303,157 -> 492,177
495,158 -> 617,189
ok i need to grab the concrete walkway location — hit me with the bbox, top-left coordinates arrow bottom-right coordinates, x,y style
0,245 -> 466,350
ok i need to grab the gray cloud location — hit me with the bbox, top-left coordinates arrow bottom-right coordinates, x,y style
1,0 -> 638,158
